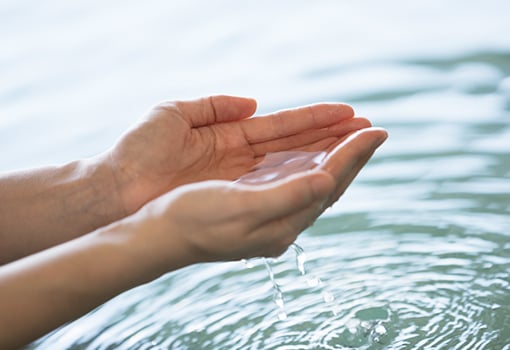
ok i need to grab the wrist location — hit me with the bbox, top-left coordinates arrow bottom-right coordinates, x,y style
103,149 -> 154,217
79,155 -> 128,224
99,208 -> 200,281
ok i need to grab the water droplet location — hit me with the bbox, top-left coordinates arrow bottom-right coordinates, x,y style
263,258 -> 287,319
331,305 -> 340,316
274,287 -> 285,309
346,318 -> 360,334
374,324 -> 387,336
241,259 -> 255,269
323,290 -> 335,303
306,276 -> 321,287
297,254 -> 307,275
237,154 -> 337,321
371,323 -> 388,344
292,243 -> 307,275
359,321 -> 372,336
277,310 -> 288,321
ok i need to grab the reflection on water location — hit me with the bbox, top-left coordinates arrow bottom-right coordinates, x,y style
1,0 -> 509,349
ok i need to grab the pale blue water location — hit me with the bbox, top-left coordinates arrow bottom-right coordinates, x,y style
1,1 -> 509,349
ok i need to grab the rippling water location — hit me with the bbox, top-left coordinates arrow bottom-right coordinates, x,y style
1,0 -> 509,349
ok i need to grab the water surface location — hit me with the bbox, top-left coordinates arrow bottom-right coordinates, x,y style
1,1 -> 509,349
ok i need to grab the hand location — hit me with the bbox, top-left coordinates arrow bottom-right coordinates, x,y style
128,171 -> 333,264
106,95 -> 372,216
120,127 -> 387,268
318,127 -> 388,207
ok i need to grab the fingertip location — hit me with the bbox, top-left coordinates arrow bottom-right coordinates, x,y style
243,96 -> 258,111
345,127 -> 388,148
318,127 -> 388,180
333,103 -> 355,119
366,127 -> 389,148
213,95 -> 257,119
351,116 -> 372,128
341,103 -> 355,117
228,94 -> 257,111
244,97 -> 258,117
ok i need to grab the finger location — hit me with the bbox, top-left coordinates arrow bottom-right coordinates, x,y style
290,122 -> 374,154
318,127 -> 388,205
240,170 -> 335,224
250,117 -> 372,156
247,195 -> 327,258
241,103 -> 355,144
175,95 -> 257,127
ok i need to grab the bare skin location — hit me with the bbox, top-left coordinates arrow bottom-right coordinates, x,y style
108,95 -> 372,214
0,95 -> 387,349
0,95 -> 371,264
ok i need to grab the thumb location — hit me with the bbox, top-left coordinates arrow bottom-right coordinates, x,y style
176,95 -> 257,127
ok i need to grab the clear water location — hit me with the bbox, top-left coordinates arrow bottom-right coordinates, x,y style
237,151 -> 334,322
1,0 -> 509,349
237,151 -> 320,322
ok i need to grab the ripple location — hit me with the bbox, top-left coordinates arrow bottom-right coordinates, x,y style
18,2 -> 510,349
29,215 -> 510,350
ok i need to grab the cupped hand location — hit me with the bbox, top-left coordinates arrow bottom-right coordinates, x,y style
122,126 -> 387,269
130,170 -> 334,266
106,95 -> 372,216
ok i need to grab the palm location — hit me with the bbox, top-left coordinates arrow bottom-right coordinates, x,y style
110,96 -> 371,214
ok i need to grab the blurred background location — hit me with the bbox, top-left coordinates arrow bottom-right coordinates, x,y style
1,1 -> 509,349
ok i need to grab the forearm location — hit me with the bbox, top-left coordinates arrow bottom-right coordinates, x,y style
0,218 -> 190,349
0,155 -> 125,264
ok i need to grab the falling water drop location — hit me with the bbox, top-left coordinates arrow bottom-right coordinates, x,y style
306,276 -> 321,287
273,287 -> 285,309
291,243 -> 337,315
236,151 -> 332,320
371,322 -> 388,344
241,259 -> 255,269
263,258 -> 287,320
293,243 -> 307,275
322,290 -> 335,303
292,244 -> 319,283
